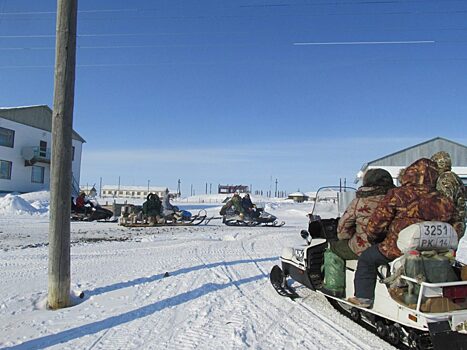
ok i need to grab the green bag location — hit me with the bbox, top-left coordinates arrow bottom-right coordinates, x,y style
322,249 -> 345,293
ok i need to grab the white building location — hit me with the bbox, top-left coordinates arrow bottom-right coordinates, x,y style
0,105 -> 85,194
101,185 -> 175,199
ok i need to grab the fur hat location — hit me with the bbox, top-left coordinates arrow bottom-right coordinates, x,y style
363,168 -> 395,188
431,151 -> 452,173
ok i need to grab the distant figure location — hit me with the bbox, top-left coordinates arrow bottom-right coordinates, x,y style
242,193 -> 259,218
75,192 -> 94,214
431,151 -> 466,238
219,193 -> 245,216
348,158 -> 454,308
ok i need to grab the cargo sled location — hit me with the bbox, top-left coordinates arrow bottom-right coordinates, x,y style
118,204 -> 209,227
270,205 -> 467,349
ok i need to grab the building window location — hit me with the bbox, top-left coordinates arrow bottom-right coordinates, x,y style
0,160 -> 12,179
31,166 -> 45,183
0,127 -> 15,148
39,140 -> 47,158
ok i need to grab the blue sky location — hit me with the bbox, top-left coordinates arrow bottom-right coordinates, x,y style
1,0 -> 466,195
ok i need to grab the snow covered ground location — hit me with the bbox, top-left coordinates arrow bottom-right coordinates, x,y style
0,192 -> 395,349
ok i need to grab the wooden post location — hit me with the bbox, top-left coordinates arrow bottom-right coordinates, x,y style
48,0 -> 78,309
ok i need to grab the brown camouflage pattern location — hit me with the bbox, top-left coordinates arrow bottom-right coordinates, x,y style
337,188 -> 386,256
431,152 -> 466,238
366,158 -> 455,260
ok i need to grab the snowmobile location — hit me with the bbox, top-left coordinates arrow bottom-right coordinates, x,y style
270,193 -> 467,349
118,204 -> 210,227
221,206 -> 285,227
71,204 -> 114,222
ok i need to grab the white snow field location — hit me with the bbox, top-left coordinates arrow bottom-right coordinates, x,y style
0,192 -> 395,350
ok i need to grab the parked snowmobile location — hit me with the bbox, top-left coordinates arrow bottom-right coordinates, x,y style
221,206 -> 285,227
118,204 -> 209,227
71,202 -> 114,222
270,213 -> 467,349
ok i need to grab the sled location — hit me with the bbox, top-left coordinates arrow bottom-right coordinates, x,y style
119,207 -> 211,227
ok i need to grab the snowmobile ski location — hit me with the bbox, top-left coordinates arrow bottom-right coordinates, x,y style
270,265 -> 300,300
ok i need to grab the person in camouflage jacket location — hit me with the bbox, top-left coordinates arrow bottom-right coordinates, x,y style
431,151 -> 466,238
321,169 -> 394,297
336,168 -> 395,258
348,158 -> 454,308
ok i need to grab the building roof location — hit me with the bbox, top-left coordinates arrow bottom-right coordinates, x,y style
0,105 -> 86,143
361,137 -> 467,170
102,185 -> 172,192
356,137 -> 467,183
288,191 -> 308,197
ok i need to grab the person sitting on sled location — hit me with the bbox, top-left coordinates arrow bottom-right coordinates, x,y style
142,193 -> 163,224
321,168 -> 395,297
242,193 -> 259,218
161,189 -> 191,221
348,158 -> 454,308
219,192 -> 245,217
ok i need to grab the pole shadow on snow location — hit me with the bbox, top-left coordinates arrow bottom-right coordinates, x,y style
3,274 -> 265,350
85,256 -> 277,298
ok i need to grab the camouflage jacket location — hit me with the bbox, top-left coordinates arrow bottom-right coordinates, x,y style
436,171 -> 466,238
366,158 -> 454,260
337,187 -> 387,256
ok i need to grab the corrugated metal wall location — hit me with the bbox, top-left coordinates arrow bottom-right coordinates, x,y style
369,138 -> 467,167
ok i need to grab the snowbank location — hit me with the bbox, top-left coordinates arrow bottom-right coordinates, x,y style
0,192 -> 49,216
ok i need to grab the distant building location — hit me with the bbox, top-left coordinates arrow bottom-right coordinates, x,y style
355,137 -> 467,187
218,184 -> 249,194
0,105 -> 85,194
288,191 -> 309,203
100,185 -> 175,199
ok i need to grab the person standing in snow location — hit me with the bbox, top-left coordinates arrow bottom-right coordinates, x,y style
431,151 -> 466,238
348,158 -> 454,308
321,168 -> 395,297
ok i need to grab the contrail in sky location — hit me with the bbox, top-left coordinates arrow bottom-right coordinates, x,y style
293,40 -> 435,45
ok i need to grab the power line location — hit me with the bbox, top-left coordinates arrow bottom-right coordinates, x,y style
293,40 -> 436,45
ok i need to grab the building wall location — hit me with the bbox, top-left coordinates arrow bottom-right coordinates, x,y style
101,186 -> 170,199
0,118 -> 83,193
369,139 -> 467,167
356,139 -> 467,186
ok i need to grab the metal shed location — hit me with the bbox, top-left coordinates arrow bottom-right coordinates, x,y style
355,137 -> 467,186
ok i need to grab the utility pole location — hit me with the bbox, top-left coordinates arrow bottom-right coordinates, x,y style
275,178 -> 278,197
118,176 -> 121,192
190,184 -> 193,196
48,0 -> 77,309
205,182 -> 208,194
177,179 -> 181,197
